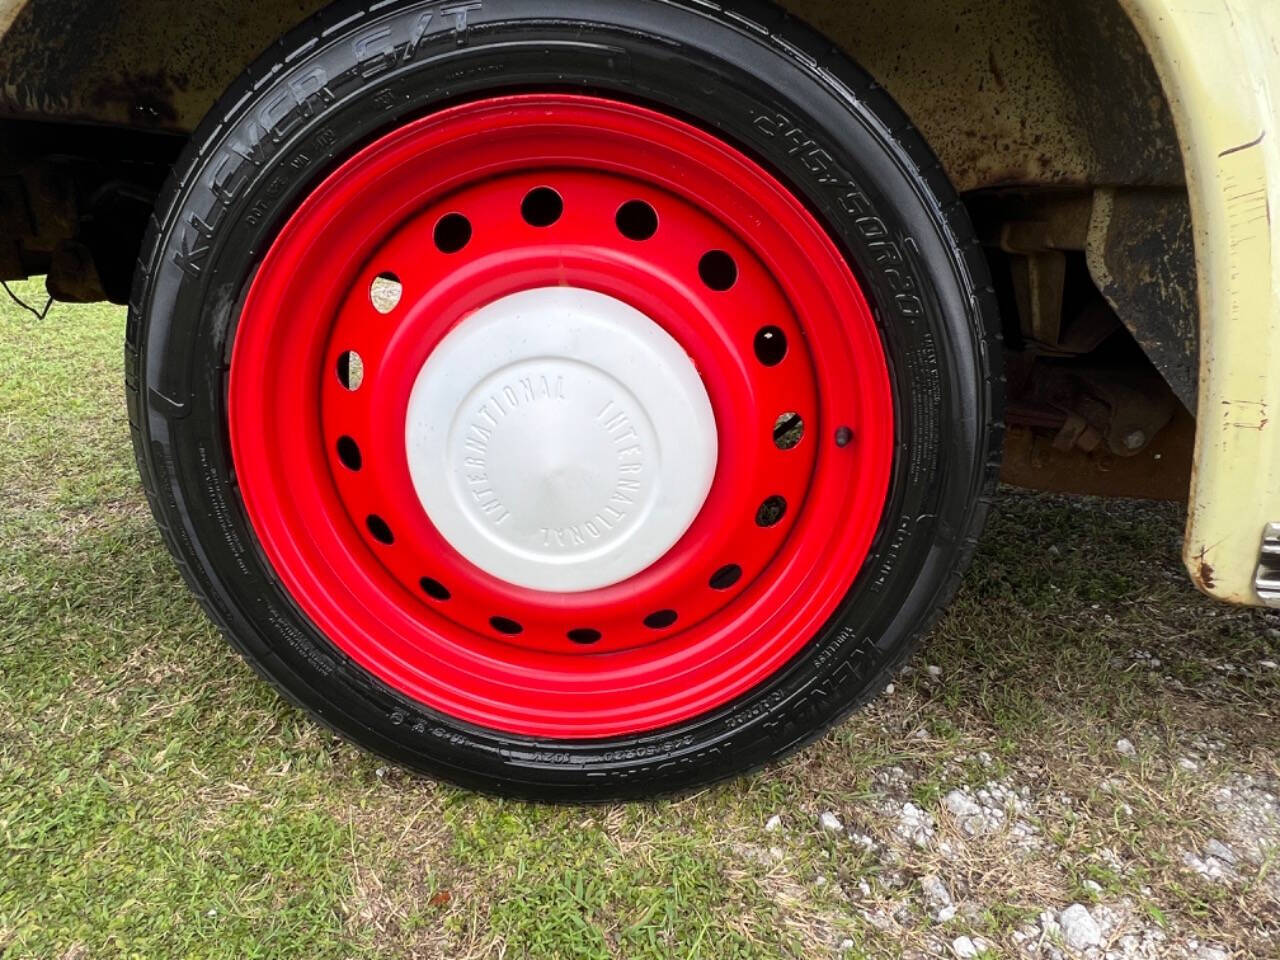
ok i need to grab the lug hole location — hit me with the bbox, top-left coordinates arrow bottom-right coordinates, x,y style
643,610 -> 678,630
336,351 -> 364,391
773,413 -> 805,451
369,272 -> 402,313
490,616 -> 523,636
754,326 -> 788,366
434,213 -> 472,253
521,186 -> 563,227
698,250 -> 738,291
710,564 -> 742,591
366,515 -> 394,545
835,426 -> 854,448
568,628 -> 602,645
616,200 -> 659,241
756,496 -> 788,528
419,577 -> 451,601
336,436 -> 362,471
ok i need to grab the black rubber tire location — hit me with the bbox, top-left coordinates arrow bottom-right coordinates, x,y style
126,0 -> 1003,801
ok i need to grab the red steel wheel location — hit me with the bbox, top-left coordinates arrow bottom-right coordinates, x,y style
229,95 -> 894,738
130,0 -> 1001,798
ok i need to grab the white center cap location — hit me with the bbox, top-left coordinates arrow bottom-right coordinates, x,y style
405,287 -> 717,592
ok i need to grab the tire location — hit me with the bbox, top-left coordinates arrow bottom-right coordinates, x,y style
126,0 -> 1003,801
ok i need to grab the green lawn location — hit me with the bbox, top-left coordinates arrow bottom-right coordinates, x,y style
1,279 -> 1277,959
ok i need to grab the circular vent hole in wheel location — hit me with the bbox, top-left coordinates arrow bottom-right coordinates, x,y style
434,213 -> 472,253
369,273 -> 402,313
756,496 -> 788,528
490,616 -> 523,636
568,628 -> 602,645
336,351 -> 364,390
521,186 -> 563,227
366,514 -> 394,544
643,610 -> 678,630
754,326 -> 788,366
709,564 -> 742,590
336,436 -> 362,471
773,413 -> 805,450
698,250 -> 738,291
616,200 -> 658,241
419,577 -> 451,601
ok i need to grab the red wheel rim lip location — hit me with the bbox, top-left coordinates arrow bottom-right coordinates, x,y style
228,94 -> 895,738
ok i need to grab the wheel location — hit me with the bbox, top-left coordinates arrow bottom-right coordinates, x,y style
126,0 -> 1002,800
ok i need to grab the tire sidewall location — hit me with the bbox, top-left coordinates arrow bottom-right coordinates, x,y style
130,0 -> 996,798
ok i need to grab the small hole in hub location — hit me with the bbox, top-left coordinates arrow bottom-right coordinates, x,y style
419,577 -> 450,601
568,628 -> 602,645
434,213 -> 472,253
366,514 -> 394,545
369,273 -> 402,313
754,326 -> 788,366
698,250 -> 738,291
756,496 -> 788,528
773,413 -> 805,451
336,351 -> 364,391
643,610 -> 678,630
522,187 -> 563,227
710,564 -> 742,590
490,616 -> 523,636
616,200 -> 659,241
336,436 -> 362,471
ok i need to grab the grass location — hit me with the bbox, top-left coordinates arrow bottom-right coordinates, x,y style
1,277 -> 1278,958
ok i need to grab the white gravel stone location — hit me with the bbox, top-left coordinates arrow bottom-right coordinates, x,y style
820,811 -> 844,833
1115,738 -> 1136,757
897,802 -> 936,847
951,935 -> 979,958
1182,850 -> 1233,882
921,873 -> 953,910
1204,839 -> 1236,863
937,905 -> 958,923
1259,659 -> 1278,670
944,789 -> 982,819
927,665 -> 944,678
1058,903 -> 1103,951
765,814 -> 782,833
